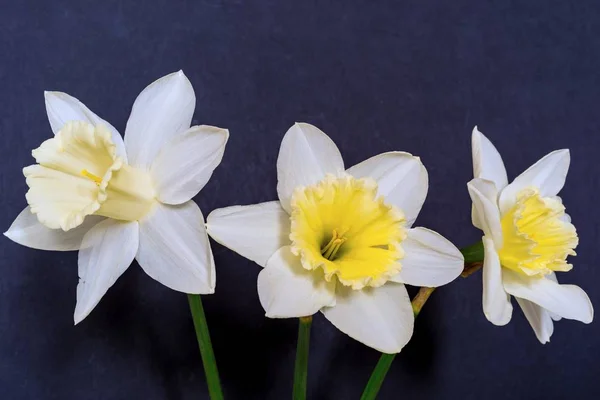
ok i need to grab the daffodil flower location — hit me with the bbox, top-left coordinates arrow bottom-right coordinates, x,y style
468,127 -> 593,343
5,71 -> 229,324
206,123 -> 464,353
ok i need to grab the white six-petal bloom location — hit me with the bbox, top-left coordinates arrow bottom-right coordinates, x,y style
206,123 -> 464,354
4,71 -> 229,324
468,126 -> 593,343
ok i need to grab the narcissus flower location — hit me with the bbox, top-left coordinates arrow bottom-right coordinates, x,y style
5,71 -> 228,323
468,127 -> 593,343
206,123 -> 464,353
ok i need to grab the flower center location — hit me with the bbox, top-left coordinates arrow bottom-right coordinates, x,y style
320,229 -> 348,260
498,187 -> 578,277
289,174 -> 407,290
24,121 -> 156,231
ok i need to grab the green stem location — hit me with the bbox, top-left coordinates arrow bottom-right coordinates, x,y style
360,353 -> 396,400
460,240 -> 484,264
360,286 -> 434,400
187,294 -> 224,400
293,316 -> 313,400
360,241 -> 484,399
411,287 -> 436,317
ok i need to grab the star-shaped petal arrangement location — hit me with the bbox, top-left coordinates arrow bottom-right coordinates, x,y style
5,71 -> 229,324
207,123 -> 464,354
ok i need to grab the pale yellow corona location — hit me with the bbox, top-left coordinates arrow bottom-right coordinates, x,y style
24,121 -> 156,231
289,174 -> 407,290
498,187 -> 578,277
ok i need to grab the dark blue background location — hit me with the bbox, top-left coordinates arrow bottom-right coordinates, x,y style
1,1 -> 599,399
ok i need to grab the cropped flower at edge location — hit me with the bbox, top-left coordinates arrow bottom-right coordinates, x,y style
468,126 -> 593,343
5,71 -> 229,324
206,123 -> 464,354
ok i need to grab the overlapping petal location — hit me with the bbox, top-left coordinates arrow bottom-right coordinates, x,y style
75,219 -> 138,324
276,123 -> 344,213
346,152 -> 428,227
44,91 -> 127,161
137,201 -> 215,294
4,207 -> 104,251
498,149 -> 570,215
471,127 -> 508,191
151,125 -> 229,204
482,237 -> 513,325
321,283 -> 414,354
503,269 -> 593,323
516,298 -> 554,344
390,227 -> 463,287
124,71 -> 195,169
467,178 -> 503,248
206,202 -> 290,267
257,246 -> 336,318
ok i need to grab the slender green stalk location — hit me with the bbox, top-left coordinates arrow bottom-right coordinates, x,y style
360,286 -> 434,400
293,316 -> 313,400
187,294 -> 224,400
411,287 -> 436,317
360,241 -> 484,399
360,352 -> 396,400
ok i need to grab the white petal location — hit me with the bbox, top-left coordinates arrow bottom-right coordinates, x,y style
124,71 -> 195,169
44,91 -> 127,161
346,152 -> 428,227
482,237 -> 513,326
471,204 -> 483,230
206,202 -> 290,267
471,127 -> 508,191
498,149 -> 570,215
467,178 -> 503,248
4,207 -> 104,251
390,227 -> 463,287
258,246 -> 336,318
546,272 -> 563,321
276,123 -> 344,213
471,127 -> 507,230
151,125 -> 229,204
322,283 -> 414,354
516,298 -> 554,344
137,201 -> 215,294
503,269 -> 593,323
74,219 -> 138,324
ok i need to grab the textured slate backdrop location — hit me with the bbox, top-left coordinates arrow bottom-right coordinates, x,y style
1,1 -> 600,399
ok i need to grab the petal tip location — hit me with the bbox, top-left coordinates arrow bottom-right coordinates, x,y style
73,310 -> 85,325
177,69 -> 190,81
292,122 -> 315,132
213,127 -> 230,142
471,126 -> 491,149
207,284 -> 216,295
560,148 -> 570,158
44,90 -> 67,101
3,230 -> 18,244
484,312 -> 512,326
161,70 -> 191,87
